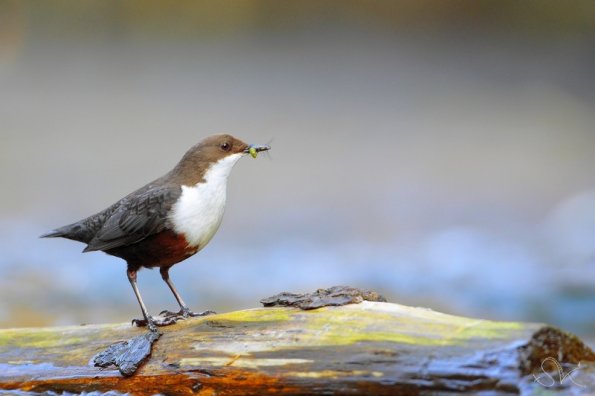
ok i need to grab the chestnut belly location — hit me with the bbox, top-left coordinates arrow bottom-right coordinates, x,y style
106,229 -> 198,270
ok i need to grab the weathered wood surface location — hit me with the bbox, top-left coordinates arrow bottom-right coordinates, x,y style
1,301 -> 594,395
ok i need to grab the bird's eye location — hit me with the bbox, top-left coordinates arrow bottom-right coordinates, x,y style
220,142 -> 231,151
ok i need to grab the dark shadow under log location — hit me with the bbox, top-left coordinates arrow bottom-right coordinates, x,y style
1,301 -> 594,395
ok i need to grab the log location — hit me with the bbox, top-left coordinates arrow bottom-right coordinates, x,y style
1,301 -> 594,395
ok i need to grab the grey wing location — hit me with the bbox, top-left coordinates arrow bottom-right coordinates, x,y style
83,185 -> 182,252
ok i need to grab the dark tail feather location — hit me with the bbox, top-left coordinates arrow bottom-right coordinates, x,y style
40,229 -> 65,238
40,223 -> 91,244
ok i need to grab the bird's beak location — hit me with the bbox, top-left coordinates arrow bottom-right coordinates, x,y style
244,144 -> 270,158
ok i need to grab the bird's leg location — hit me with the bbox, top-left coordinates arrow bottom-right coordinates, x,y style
128,268 -> 175,331
128,269 -> 157,331
159,267 -> 216,320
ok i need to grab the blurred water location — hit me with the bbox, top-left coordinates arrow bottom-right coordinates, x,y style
0,3 -> 594,342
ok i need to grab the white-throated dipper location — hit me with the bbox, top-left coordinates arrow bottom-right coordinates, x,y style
42,134 -> 270,332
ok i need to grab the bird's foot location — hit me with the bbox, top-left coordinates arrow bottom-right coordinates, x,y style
131,315 -> 176,332
132,309 -> 216,330
159,308 -> 217,320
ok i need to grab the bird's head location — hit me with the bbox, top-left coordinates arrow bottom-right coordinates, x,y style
172,134 -> 270,185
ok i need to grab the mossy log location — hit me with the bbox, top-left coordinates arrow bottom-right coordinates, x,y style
1,302 -> 594,395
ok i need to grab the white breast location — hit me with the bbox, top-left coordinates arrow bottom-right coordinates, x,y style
170,153 -> 243,250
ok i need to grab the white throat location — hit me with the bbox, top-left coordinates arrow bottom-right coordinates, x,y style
170,153 -> 243,249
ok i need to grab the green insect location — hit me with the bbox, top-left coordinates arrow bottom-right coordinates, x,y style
246,143 -> 270,158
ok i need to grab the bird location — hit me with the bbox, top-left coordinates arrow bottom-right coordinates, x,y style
42,134 -> 270,332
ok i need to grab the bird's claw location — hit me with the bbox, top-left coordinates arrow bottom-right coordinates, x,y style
158,308 -> 216,319
131,315 -> 176,332
188,309 -> 217,317
132,308 -> 216,331
131,318 -> 148,327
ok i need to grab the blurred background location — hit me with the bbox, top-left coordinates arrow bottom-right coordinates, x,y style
0,1 -> 594,344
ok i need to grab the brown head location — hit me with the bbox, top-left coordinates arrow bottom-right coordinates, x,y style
168,134 -> 269,186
